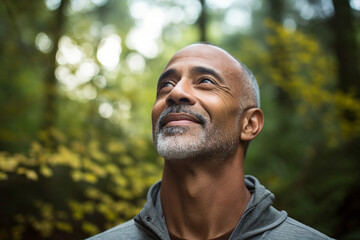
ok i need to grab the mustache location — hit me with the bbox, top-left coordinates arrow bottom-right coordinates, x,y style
157,105 -> 207,129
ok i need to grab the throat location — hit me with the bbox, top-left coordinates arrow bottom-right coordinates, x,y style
160,161 -> 250,240
169,227 -> 235,240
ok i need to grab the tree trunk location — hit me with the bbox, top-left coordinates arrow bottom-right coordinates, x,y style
41,0 -> 68,149
269,0 -> 285,23
267,0 -> 290,104
329,1 -> 360,238
331,0 -> 360,97
198,0 -> 207,42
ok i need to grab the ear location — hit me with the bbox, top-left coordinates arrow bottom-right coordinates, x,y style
240,108 -> 264,141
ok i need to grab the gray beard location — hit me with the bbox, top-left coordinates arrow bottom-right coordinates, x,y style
155,125 -> 207,160
153,106 -> 240,162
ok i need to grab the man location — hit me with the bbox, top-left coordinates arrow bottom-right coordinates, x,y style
88,44 -> 333,239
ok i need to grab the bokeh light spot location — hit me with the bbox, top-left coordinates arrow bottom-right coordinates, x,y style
126,53 -> 145,74
99,103 -> 113,118
97,34 -> 122,70
35,32 -> 53,53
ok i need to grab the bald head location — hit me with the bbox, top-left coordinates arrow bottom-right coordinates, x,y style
168,43 -> 260,110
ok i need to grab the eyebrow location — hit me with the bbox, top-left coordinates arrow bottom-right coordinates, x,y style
157,66 -> 225,88
190,66 -> 225,83
157,68 -> 177,87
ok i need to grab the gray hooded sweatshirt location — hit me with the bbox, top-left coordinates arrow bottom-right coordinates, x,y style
87,175 -> 334,240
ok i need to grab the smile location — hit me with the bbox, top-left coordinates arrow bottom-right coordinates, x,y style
160,113 -> 203,128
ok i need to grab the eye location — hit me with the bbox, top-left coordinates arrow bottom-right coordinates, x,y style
160,81 -> 175,89
199,78 -> 215,84
157,81 -> 175,96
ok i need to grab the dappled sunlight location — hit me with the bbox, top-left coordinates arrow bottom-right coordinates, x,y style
76,59 -> 99,83
98,102 -> 113,119
224,8 -> 252,33
350,0 -> 360,9
55,59 -> 99,91
35,32 -> 53,53
126,0 -> 202,58
44,0 -> 61,10
127,1 -> 166,58
126,28 -> 161,58
293,0 -> 334,19
97,34 -> 122,70
93,75 -> 107,88
207,0 -> 236,9
126,52 -> 145,74
57,36 -> 83,65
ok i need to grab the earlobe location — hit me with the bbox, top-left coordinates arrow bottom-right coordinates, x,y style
240,108 -> 264,141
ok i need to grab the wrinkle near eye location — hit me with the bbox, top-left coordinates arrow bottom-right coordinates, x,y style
218,85 -> 233,96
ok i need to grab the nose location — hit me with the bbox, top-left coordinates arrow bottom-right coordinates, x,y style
166,79 -> 196,106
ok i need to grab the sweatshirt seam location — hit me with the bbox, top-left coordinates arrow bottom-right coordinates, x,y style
104,221 -> 134,233
87,220 -> 136,239
284,219 -> 329,239
235,212 -> 287,240
134,216 -> 165,240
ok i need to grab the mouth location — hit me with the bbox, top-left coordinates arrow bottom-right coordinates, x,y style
160,113 -> 203,128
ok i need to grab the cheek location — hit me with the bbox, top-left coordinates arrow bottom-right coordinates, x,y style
200,95 -> 240,124
151,101 -> 165,128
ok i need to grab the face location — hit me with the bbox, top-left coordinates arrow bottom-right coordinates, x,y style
152,44 -> 246,162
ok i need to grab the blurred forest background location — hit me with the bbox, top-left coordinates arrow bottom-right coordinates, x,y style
0,0 -> 359,239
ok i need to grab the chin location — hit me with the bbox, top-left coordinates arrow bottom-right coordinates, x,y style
161,126 -> 188,135
155,132 -> 206,160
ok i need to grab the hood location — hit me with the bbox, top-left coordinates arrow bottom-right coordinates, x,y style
230,175 -> 287,240
134,176 -> 287,240
134,181 -> 170,239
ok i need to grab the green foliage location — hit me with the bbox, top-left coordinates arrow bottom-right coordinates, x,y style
244,19 -> 360,238
0,136 -> 162,239
264,19 -> 360,145
0,0 -> 359,239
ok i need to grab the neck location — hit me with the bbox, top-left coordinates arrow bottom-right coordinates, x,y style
160,149 -> 251,240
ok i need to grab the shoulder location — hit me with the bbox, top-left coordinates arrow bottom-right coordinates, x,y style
86,219 -> 155,240
260,217 -> 334,240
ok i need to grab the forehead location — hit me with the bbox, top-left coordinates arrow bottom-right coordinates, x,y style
164,45 -> 243,81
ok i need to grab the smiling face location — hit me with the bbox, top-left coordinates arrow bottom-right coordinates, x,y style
152,44 -> 250,161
